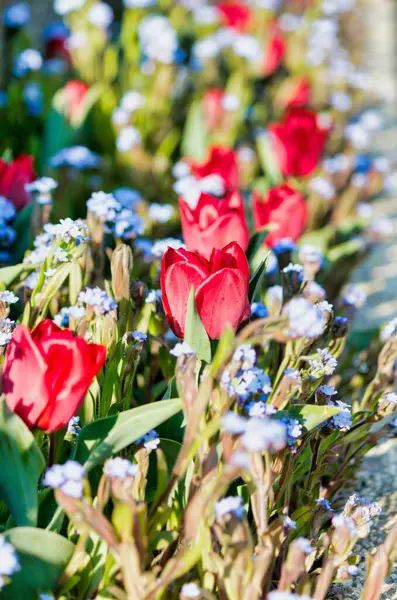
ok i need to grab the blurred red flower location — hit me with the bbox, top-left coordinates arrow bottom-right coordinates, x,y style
217,2 -> 251,31
262,23 -> 286,77
269,108 -> 329,177
3,320 -> 106,433
179,190 -> 250,259
161,242 -> 250,339
0,155 -> 36,211
187,145 -> 240,191
253,183 -> 307,247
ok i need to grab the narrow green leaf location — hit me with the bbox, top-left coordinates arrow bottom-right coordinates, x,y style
256,131 -> 283,186
181,101 -> 208,162
184,288 -> 212,363
275,404 -> 342,432
69,259 -> 83,305
9,204 -> 34,263
249,253 -> 270,303
2,528 -> 74,600
0,399 -> 45,526
0,263 -> 36,287
73,398 -> 183,471
210,325 -> 235,376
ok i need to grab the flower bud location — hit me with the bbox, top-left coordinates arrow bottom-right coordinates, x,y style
111,244 -> 133,302
377,392 -> 397,417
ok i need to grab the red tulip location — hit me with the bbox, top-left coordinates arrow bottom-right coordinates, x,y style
203,89 -> 226,131
217,2 -> 251,31
161,242 -> 250,340
262,23 -> 286,77
60,80 -> 90,124
0,155 -> 36,211
179,190 -> 250,259
3,320 -> 106,433
269,108 -> 329,177
253,183 -> 307,247
187,146 -> 239,191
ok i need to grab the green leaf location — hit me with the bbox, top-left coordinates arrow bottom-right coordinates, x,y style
73,398 -> 183,471
0,399 -> 45,526
256,131 -> 283,186
2,527 -> 74,600
0,263 -> 36,287
249,254 -> 270,303
210,325 -> 235,376
184,288 -> 211,363
275,404 -> 342,432
181,101 -> 208,162
69,260 -> 83,305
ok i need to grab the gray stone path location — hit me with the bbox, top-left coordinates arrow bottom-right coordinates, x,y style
348,1 -> 397,598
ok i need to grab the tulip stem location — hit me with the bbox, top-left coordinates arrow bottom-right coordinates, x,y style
48,431 -> 62,467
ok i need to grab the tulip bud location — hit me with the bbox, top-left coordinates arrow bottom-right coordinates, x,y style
111,244 -> 133,302
377,392 -> 397,417
332,316 -> 349,339
282,264 -> 304,300
331,515 -> 357,557
278,538 -> 312,590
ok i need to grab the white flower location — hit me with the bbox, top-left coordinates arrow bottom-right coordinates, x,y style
0,319 -> 16,346
148,203 -> 174,223
181,583 -> 201,598
87,191 -> 121,221
116,127 -> 142,152
88,2 -> 114,28
78,287 -> 117,315
232,34 -> 261,61
14,49 -> 42,76
137,430 -> 160,451
193,37 -> 220,61
0,291 -> 18,305
345,123 -> 370,150
54,305 -> 85,327
120,91 -> 145,113
54,0 -> 86,15
139,15 -> 178,64
215,496 -> 244,519
294,537 -> 313,554
342,285 -> 367,309
53,247 -> 70,263
221,412 -> 247,435
380,317 -> 397,341
172,161 -> 191,179
112,108 -> 130,127
151,238 -> 186,258
284,298 -> 326,339
309,176 -> 335,200
65,32 -> 88,50
299,244 -> 323,264
46,218 -> 88,244
240,418 -> 287,453
0,535 -> 20,577
43,461 -> 85,498
309,348 -> 337,378
193,6 -> 219,25
170,342 -> 196,357
67,416 -> 81,437
222,94 -> 240,111
104,457 -> 138,479
232,345 -> 257,369
279,13 -> 303,32
25,177 -> 58,206
330,91 -> 352,112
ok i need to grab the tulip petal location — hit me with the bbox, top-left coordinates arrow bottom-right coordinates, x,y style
195,268 -> 250,339
3,325 -> 49,428
37,336 -> 106,432
163,261 -> 208,338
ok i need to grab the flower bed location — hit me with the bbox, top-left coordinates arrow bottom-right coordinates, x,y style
0,0 -> 396,599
